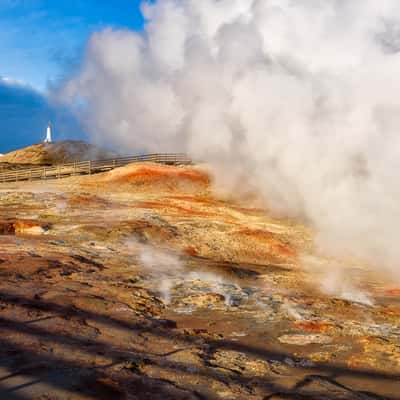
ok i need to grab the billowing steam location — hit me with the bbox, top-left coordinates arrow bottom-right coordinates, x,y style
61,1 -> 400,275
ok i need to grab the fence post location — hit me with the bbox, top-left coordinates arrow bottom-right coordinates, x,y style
88,160 -> 91,175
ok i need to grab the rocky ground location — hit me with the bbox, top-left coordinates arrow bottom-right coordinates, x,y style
0,162 -> 399,400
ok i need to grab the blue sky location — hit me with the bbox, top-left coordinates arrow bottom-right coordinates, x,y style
0,0 -> 146,153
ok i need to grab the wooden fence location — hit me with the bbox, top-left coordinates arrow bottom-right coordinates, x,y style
0,153 -> 192,183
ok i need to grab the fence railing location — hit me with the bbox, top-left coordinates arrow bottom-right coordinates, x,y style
0,153 -> 192,183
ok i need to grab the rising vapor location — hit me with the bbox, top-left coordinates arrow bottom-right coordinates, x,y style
60,0 -> 400,275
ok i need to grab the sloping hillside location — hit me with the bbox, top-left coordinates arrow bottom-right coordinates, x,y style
0,140 -> 117,165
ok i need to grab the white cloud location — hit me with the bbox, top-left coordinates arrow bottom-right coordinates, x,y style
60,0 -> 400,276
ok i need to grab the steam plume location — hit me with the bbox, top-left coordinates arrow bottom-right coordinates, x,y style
60,1 -> 400,275
138,244 -> 241,306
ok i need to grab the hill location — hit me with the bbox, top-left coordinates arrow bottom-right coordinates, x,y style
0,140 -> 117,165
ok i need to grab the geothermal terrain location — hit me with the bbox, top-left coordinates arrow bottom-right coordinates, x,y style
0,146 -> 399,399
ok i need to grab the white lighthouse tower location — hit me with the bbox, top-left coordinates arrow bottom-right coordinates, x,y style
44,122 -> 52,143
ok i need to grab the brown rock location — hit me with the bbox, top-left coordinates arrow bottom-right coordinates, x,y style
14,220 -> 49,235
180,293 -> 226,308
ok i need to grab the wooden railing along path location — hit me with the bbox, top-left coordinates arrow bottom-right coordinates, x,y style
0,153 -> 191,183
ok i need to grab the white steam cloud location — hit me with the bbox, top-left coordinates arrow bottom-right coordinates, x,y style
61,0 -> 400,275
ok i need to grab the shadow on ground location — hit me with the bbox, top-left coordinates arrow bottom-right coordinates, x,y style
0,290 -> 398,400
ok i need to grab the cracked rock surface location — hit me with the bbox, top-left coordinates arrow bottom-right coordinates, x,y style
0,162 -> 398,399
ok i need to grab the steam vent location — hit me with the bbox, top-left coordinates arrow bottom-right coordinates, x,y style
1,1 -> 400,399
